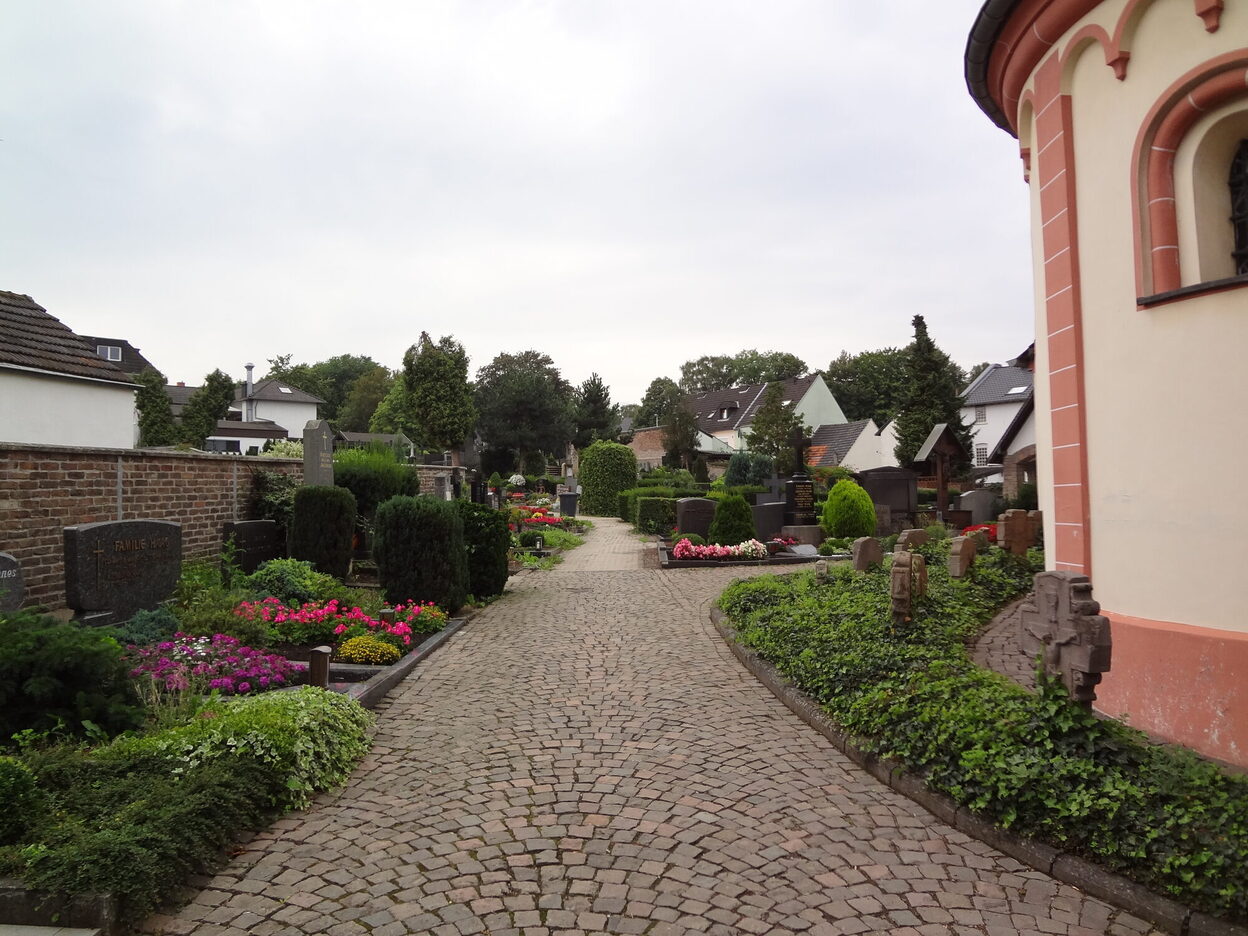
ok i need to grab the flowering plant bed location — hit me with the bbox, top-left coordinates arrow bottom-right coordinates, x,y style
659,538 -> 821,569
127,633 -> 306,696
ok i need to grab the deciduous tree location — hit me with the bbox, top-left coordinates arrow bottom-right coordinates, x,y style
824,348 -> 909,428
636,377 -> 680,428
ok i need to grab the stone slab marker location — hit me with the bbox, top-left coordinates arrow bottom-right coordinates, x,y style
676,498 -> 717,541
948,536 -> 976,578
895,528 -> 929,552
1020,571 -> 1112,707
64,520 -> 182,624
751,502 -> 785,542
0,552 -> 25,611
222,520 -> 283,574
303,420 -> 335,486
890,550 -> 926,626
998,509 -> 1031,556
851,537 -> 883,572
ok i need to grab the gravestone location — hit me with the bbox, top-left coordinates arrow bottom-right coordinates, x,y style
1020,571 -> 1112,707
222,520 -> 283,574
784,477 -> 816,527
856,467 -> 918,518
303,420 -> 335,486
958,489 -> 999,525
1028,510 -> 1044,545
895,528 -> 930,552
998,509 -> 1031,556
851,537 -> 883,572
873,503 -> 892,536
64,520 -> 182,624
814,559 -> 829,584
890,550 -> 927,626
788,544 -> 819,558
0,552 -> 26,611
948,536 -> 976,579
751,502 -> 786,542
676,498 -> 717,540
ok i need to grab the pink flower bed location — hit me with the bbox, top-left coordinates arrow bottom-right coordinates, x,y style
671,538 -> 770,560
127,633 -> 305,696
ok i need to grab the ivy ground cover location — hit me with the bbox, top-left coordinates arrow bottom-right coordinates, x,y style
717,542 -> 1248,921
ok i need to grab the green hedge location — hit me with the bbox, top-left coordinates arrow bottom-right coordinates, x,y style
373,495 -> 468,613
455,501 -> 510,599
579,441 -> 637,516
636,497 -> 678,535
617,486 -> 703,525
718,545 -> 1248,921
333,446 -> 420,518
288,485 -> 356,579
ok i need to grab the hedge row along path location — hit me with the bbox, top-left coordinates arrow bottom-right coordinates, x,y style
144,518 -> 1163,936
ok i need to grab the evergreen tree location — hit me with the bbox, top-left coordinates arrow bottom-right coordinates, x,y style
405,333 -> 477,465
573,373 -> 620,449
893,316 -> 974,466
474,351 -> 575,462
134,368 -> 178,447
179,369 -> 236,448
658,385 -> 699,469
746,381 -> 809,475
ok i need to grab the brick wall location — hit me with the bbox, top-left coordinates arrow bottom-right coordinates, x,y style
0,443 -> 302,611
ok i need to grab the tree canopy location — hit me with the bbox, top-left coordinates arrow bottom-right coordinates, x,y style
404,333 -> 477,462
635,377 -> 680,429
265,353 -> 383,425
659,388 -> 699,470
135,368 -> 178,447
679,350 -> 807,392
893,316 -> 974,466
474,351 -> 574,464
824,348 -> 909,428
746,381 -> 809,475
572,373 -> 620,450
337,367 -> 393,433
180,369 -> 235,448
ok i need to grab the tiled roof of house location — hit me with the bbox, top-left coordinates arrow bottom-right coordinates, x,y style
0,291 -> 136,385
237,377 -> 325,405
690,374 -> 819,435
963,364 -> 1033,407
807,420 -> 871,468
78,335 -> 159,375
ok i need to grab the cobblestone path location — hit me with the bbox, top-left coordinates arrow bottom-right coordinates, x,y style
146,519 -> 1161,936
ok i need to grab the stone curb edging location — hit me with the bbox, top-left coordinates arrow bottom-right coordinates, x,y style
348,617 -> 467,709
708,606 -> 1245,936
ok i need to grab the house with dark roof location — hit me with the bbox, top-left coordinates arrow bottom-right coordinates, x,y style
232,371 -> 325,440
959,363 -> 1034,468
78,335 -> 159,376
689,374 -> 848,453
806,418 -> 900,472
0,290 -> 138,448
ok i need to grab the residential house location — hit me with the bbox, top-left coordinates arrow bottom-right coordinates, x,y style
807,419 -> 900,472
968,0 -> 1248,765
0,291 -> 138,448
232,365 -> 324,440
960,364 -> 1034,469
690,375 -> 847,453
79,336 -> 159,376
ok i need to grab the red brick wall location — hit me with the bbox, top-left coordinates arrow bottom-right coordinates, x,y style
0,443 -> 302,611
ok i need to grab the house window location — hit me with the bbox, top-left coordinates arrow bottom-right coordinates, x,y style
96,345 -> 122,362
1232,140 -> 1248,275
975,444 -> 988,467
974,406 -> 987,424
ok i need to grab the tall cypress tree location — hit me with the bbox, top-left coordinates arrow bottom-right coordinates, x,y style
893,316 -> 973,465
135,368 -> 178,447
573,373 -> 620,449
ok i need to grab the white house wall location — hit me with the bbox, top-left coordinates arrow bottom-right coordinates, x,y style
253,400 -> 319,439
842,419 -> 900,471
796,379 -> 847,431
1,370 -> 137,448
961,400 -> 1026,465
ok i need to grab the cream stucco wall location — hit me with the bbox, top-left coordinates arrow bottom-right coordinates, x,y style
796,378 -> 847,433
1,369 -> 137,449
842,419 -> 900,472
1017,0 -> 1248,632
252,400 -> 320,439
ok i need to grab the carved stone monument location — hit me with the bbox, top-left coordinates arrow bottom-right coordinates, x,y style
64,520 -> 182,624
303,420 -> 335,487
0,552 -> 25,612
998,509 -> 1031,556
222,520 -> 283,574
895,528 -> 930,552
890,550 -> 927,626
851,536 -> 883,572
948,536 -> 976,579
676,498 -> 717,541
1020,571 -> 1112,707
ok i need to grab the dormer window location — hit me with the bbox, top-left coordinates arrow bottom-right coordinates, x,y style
96,345 -> 122,362
1232,140 -> 1248,275
718,404 -> 738,420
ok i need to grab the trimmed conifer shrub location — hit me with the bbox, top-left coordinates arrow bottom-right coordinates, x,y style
579,440 -> 637,516
455,501 -> 510,600
821,479 -> 876,538
373,495 -> 468,613
288,485 -> 357,580
708,493 -> 756,545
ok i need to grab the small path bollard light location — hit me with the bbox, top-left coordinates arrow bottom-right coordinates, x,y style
308,646 -> 332,689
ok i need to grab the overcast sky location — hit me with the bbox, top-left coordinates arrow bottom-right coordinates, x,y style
2,1 -> 1031,404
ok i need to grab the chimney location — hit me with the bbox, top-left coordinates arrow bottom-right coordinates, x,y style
244,363 -> 255,423
176,381 -> 185,387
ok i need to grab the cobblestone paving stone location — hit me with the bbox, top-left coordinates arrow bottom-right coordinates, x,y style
143,519 -> 1162,936
970,597 -> 1037,692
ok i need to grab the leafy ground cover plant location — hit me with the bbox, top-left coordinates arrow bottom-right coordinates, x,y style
718,544 -> 1248,920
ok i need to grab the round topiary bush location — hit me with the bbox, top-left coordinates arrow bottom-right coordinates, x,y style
289,485 -> 357,580
337,635 -> 401,665
821,479 -> 877,538
579,441 -> 637,516
708,494 -> 757,545
373,495 -> 468,613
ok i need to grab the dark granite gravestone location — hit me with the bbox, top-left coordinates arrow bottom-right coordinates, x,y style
222,520 -> 283,574
856,467 -> 918,525
676,498 -> 717,540
64,520 -> 182,624
0,552 -> 25,611
784,478 -> 816,526
303,420 -> 335,486
751,502 -> 786,542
